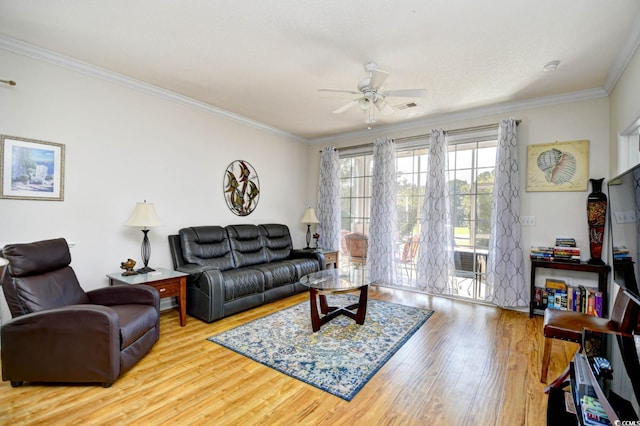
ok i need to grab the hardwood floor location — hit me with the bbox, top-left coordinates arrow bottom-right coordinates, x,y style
0,287 -> 578,425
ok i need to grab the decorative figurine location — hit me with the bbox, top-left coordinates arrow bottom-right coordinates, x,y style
313,233 -> 320,249
120,258 -> 138,276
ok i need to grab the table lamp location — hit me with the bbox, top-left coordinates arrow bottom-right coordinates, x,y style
125,200 -> 162,273
300,207 -> 319,249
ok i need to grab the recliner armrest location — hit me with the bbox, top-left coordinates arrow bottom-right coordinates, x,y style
87,285 -> 160,310
176,264 -> 223,282
1,305 -> 121,383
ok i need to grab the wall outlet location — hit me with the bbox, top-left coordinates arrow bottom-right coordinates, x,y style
520,216 -> 536,226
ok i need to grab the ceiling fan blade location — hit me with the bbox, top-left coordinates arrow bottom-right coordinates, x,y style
332,99 -> 359,114
318,88 -> 361,95
383,89 -> 428,98
375,99 -> 395,115
368,69 -> 389,91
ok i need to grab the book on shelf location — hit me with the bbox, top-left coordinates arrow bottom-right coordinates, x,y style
555,237 -> 577,247
612,245 -> 632,260
533,280 -> 602,316
553,245 -> 581,263
529,244 -> 582,263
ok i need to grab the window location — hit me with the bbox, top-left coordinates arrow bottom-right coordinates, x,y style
448,139 -> 497,299
338,136 -> 497,301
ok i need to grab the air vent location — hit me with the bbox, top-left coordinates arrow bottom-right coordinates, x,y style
394,102 -> 419,110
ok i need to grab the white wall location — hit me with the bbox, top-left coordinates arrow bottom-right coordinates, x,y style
307,97 -> 611,293
0,50 -> 314,324
609,45 -> 640,175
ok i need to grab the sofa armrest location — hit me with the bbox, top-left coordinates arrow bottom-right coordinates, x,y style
176,263 -> 215,275
177,265 -> 226,322
87,285 -> 160,310
1,305 -> 121,384
290,250 -> 326,270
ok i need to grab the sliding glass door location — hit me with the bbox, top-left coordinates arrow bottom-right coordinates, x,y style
338,137 -> 497,302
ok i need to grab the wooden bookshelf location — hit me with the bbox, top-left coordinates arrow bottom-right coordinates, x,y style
529,259 -> 610,318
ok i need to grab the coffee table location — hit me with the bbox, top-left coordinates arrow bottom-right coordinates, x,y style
300,269 -> 368,332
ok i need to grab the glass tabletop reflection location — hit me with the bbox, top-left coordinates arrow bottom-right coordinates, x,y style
300,269 -> 364,291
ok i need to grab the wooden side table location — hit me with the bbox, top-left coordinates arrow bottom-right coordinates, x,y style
107,267 -> 188,327
320,249 -> 339,269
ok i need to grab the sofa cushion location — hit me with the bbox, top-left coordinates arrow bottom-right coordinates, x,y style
221,268 -> 265,301
179,227 -> 235,270
226,225 -> 268,268
255,262 -> 296,290
259,224 -> 293,262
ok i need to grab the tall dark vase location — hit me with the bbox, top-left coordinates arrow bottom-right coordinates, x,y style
587,178 -> 607,265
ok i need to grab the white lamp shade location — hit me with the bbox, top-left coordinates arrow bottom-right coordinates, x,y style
125,201 -> 162,228
300,207 -> 319,224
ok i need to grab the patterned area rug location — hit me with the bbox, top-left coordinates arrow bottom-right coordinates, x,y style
208,295 -> 434,401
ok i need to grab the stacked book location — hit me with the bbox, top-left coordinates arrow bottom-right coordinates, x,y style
553,237 -> 581,263
533,279 -> 603,317
530,246 -> 554,261
613,246 -> 632,261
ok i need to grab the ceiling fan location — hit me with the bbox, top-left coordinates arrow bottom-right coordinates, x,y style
318,62 -> 427,125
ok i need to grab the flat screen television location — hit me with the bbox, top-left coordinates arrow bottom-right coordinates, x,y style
606,164 -> 640,420
607,163 -> 640,305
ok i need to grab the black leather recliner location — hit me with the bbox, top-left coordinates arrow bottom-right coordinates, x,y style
1,238 -> 160,387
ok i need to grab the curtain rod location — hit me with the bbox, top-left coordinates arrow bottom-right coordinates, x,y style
325,120 -> 521,152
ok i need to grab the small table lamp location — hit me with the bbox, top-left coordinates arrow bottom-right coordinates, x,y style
300,207 -> 319,249
125,200 -> 162,273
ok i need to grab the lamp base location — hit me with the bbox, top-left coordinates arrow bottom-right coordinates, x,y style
136,266 -> 156,274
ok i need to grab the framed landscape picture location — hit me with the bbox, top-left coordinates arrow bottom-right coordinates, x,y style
0,135 -> 65,201
526,140 -> 589,192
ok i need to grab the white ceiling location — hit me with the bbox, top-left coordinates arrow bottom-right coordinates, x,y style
1,1 -> 639,141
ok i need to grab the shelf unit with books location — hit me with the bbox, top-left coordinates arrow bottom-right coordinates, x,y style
529,259 -> 610,318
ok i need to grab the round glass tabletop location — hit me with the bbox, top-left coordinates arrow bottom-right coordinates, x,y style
300,268 -> 363,291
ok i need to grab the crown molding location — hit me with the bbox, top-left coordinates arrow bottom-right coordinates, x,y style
310,88 -> 608,144
0,35 -> 307,143
603,8 -> 640,94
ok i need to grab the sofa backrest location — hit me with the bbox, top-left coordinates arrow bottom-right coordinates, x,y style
259,224 -> 293,262
226,224 -> 268,268
178,226 -> 235,270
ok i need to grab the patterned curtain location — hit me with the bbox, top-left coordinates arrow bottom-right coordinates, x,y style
485,118 -> 527,307
317,147 -> 341,252
367,138 -> 399,285
417,129 -> 455,293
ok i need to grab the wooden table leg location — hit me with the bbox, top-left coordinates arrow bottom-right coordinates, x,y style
355,285 -> 368,325
309,287 -> 321,332
319,293 -> 329,314
178,276 -> 187,327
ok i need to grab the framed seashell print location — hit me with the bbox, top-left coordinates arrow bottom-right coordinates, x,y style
526,140 -> 589,192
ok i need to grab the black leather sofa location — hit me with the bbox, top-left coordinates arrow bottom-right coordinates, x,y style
168,224 -> 325,323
